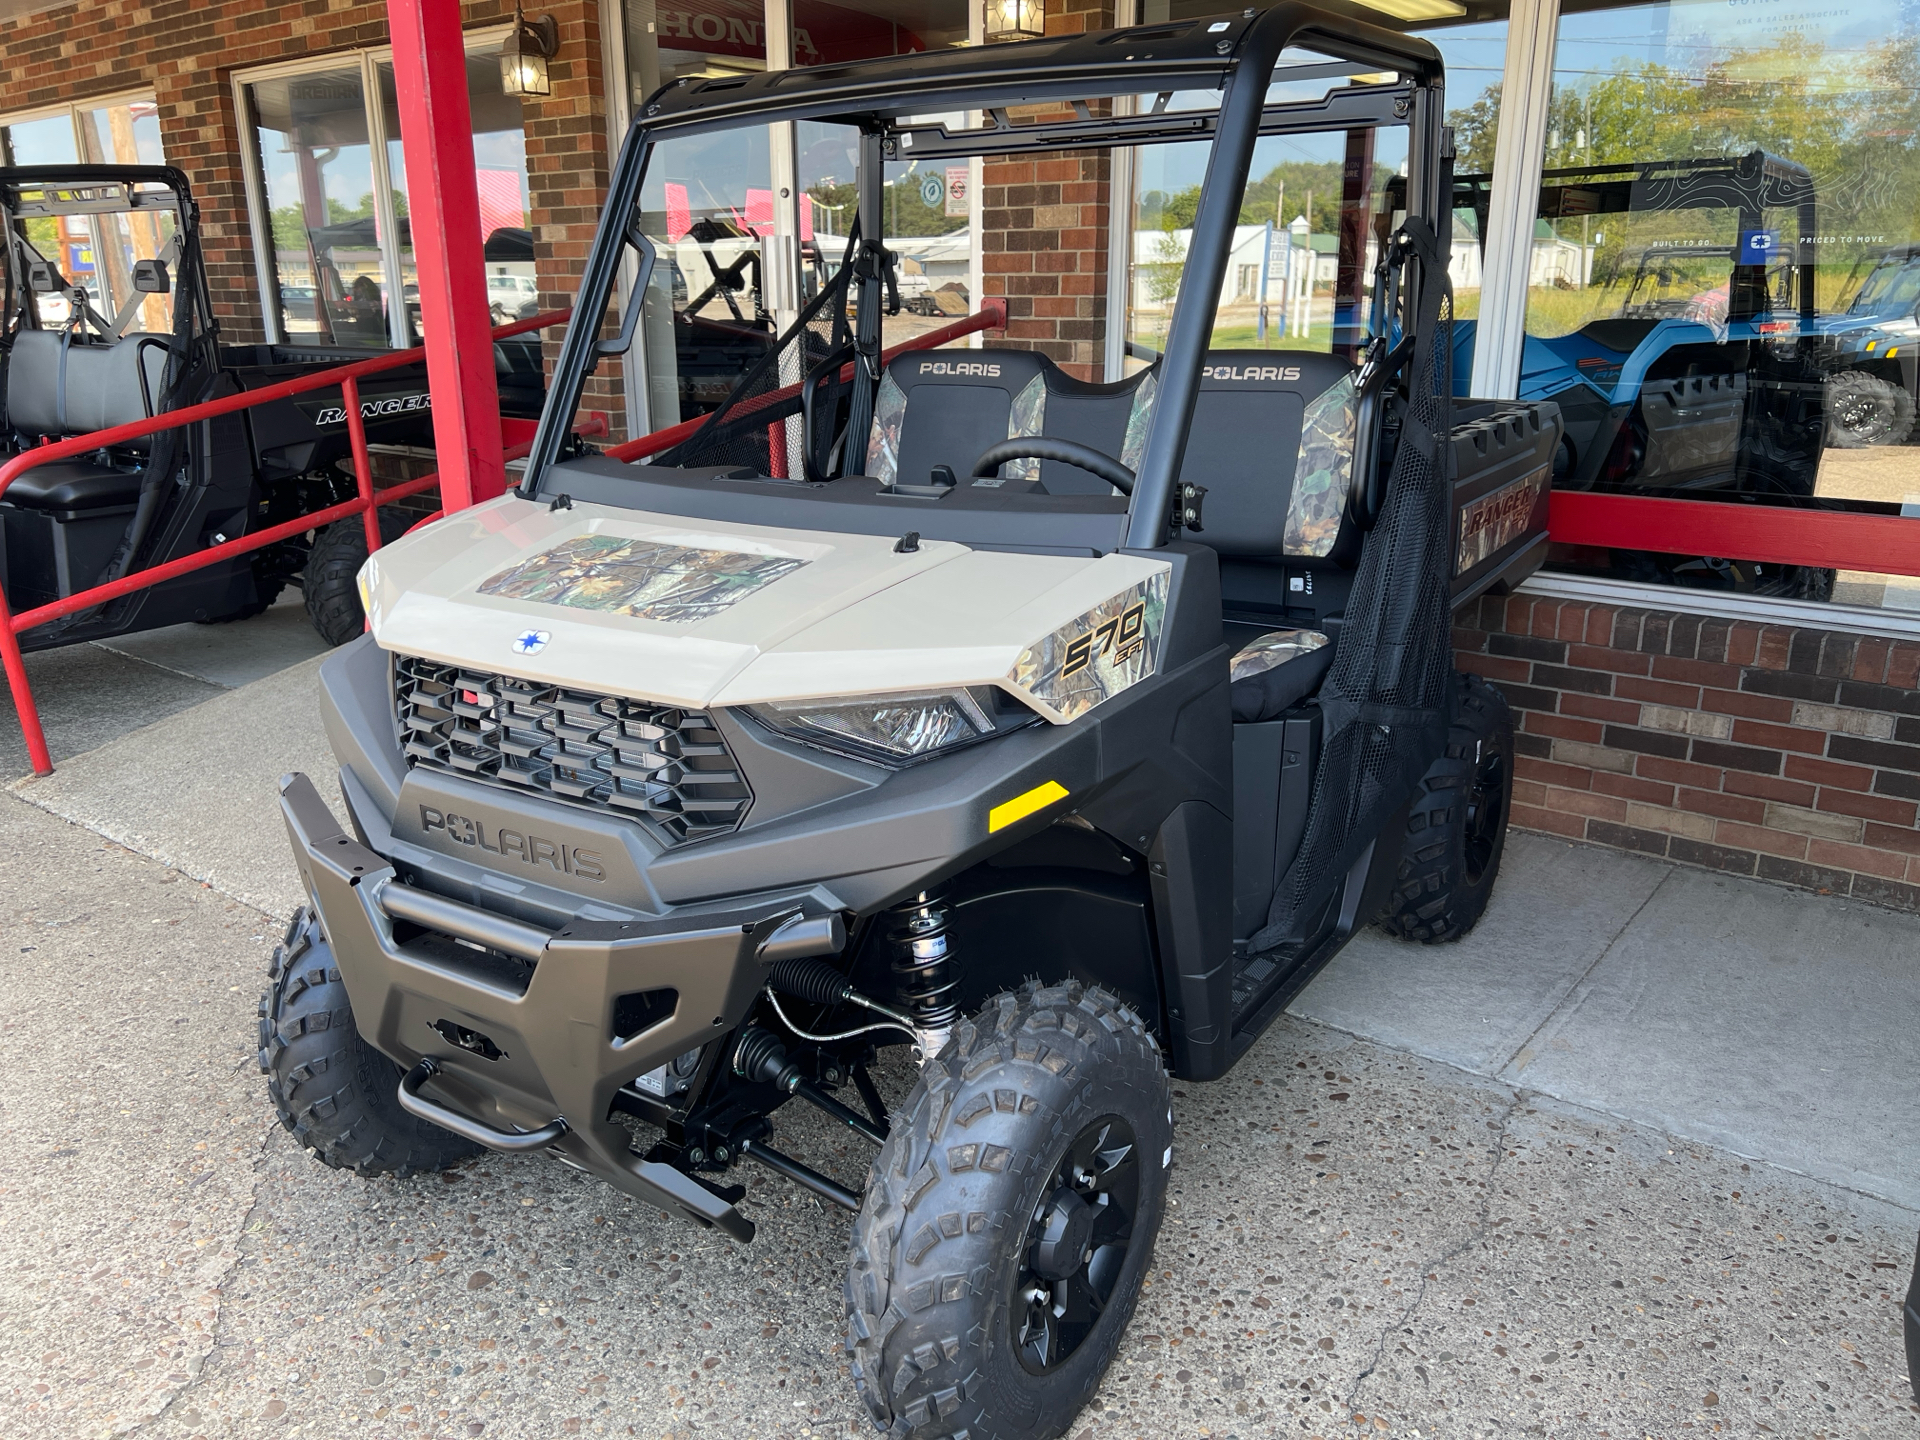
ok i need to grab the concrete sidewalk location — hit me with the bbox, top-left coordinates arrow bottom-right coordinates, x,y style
16,645 -> 1920,1214
1,596 -> 331,784
1303,838 -> 1920,1211
2,641 -> 1918,1438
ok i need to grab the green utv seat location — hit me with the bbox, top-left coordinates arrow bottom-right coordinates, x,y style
1183,350 -> 1362,723
869,347 -> 1156,495
3,327 -> 172,509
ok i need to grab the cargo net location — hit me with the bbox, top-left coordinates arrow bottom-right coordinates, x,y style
1251,214 -> 1457,955
658,230 -> 860,476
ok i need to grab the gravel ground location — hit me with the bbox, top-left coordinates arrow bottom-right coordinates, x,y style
3,788 -> 1916,1440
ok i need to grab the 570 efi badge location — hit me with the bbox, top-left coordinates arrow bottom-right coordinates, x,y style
1062,600 -> 1147,679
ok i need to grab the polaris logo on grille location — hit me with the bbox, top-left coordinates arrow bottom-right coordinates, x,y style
418,805 -> 606,881
1203,363 -> 1301,382
918,360 -> 1001,377
314,390 -> 432,426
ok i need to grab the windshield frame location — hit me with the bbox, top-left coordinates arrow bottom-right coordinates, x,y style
521,5 -> 1447,550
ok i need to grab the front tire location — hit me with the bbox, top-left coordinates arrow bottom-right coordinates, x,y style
1827,370 -> 1916,449
258,907 -> 481,1176
1378,670 -> 1514,943
845,983 -> 1171,1440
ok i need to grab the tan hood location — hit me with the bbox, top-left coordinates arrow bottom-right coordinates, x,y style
361,494 -> 1171,722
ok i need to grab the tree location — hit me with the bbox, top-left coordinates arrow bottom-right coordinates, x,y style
1451,83 -> 1502,174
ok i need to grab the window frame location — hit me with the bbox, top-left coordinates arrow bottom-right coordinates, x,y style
0,89 -> 163,164
232,28 -> 512,350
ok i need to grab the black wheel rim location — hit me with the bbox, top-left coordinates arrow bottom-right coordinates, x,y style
1463,741 -> 1507,887
1011,1114 -> 1140,1375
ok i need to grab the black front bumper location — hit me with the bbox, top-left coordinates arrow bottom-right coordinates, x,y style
280,770 -> 800,1240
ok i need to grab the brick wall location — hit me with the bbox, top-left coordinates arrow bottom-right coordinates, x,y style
979,0 -> 1112,380
0,0 -> 618,430
1458,592 -> 1920,913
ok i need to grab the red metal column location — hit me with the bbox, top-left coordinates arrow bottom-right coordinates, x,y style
387,0 -> 507,508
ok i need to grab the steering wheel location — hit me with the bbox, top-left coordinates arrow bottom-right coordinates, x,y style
971,438 -> 1135,495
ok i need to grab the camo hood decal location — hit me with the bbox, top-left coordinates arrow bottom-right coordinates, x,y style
477,534 -> 808,625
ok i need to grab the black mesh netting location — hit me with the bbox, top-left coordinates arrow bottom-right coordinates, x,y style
1250,214 -> 1457,954
658,229 -> 860,477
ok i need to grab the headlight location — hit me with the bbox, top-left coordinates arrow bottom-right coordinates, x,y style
747,688 -> 1027,767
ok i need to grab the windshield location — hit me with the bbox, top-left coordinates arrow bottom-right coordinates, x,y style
610,79 -> 1416,485
1849,253 -> 1920,318
522,14 -> 1447,511
6,177 -> 179,335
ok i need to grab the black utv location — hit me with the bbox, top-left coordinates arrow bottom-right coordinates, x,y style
0,165 -> 541,652
259,11 -> 1560,1437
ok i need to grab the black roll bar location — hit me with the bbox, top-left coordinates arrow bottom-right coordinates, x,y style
519,5 -> 1445,513
1124,3 -> 1442,547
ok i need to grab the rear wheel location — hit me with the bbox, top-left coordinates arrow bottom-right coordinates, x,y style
1378,670 -> 1514,944
258,907 -> 480,1176
304,507 -> 413,646
845,982 -> 1171,1440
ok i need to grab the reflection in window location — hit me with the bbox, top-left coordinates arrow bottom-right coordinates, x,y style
379,55 -> 532,346
243,51 -> 533,356
246,67 -> 389,347
1522,0 -> 1920,605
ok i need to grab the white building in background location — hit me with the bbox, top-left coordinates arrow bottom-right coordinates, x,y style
1131,216 -> 1591,319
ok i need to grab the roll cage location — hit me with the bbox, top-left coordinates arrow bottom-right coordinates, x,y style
523,2 -> 1449,551
0,165 -> 212,345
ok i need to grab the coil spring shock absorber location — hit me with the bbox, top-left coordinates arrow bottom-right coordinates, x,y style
885,889 -> 958,1064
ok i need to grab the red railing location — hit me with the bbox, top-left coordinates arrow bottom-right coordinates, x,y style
0,309 -> 578,777
2,301 -> 1009,777
1549,491 -> 1920,578
607,299 -> 1008,463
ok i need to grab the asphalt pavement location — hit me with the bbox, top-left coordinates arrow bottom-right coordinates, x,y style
2,614 -> 1918,1440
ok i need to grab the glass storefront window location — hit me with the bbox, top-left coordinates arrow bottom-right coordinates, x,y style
245,66 -> 389,346
1522,0 -> 1920,604
240,43 -> 531,351
378,55 -> 533,346
0,98 -> 171,331
0,112 -> 80,166
625,0 -> 768,103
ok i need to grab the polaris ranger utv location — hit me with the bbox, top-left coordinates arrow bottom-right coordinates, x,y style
260,12 -> 1559,1436
0,165 -> 538,651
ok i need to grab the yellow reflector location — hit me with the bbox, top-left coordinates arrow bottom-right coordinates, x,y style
989,780 -> 1069,833
1889,347 -> 1901,358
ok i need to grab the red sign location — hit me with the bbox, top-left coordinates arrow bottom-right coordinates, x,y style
657,0 -> 924,65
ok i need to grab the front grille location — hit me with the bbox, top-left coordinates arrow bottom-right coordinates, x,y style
394,655 -> 752,845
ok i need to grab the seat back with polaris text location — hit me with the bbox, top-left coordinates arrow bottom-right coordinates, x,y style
1177,350 -> 1360,565
869,348 -> 1155,494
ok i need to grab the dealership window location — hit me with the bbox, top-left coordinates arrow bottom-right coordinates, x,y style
0,96 -> 173,331
1123,0 -> 1511,371
1520,0 -> 1920,606
236,38 -> 531,350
